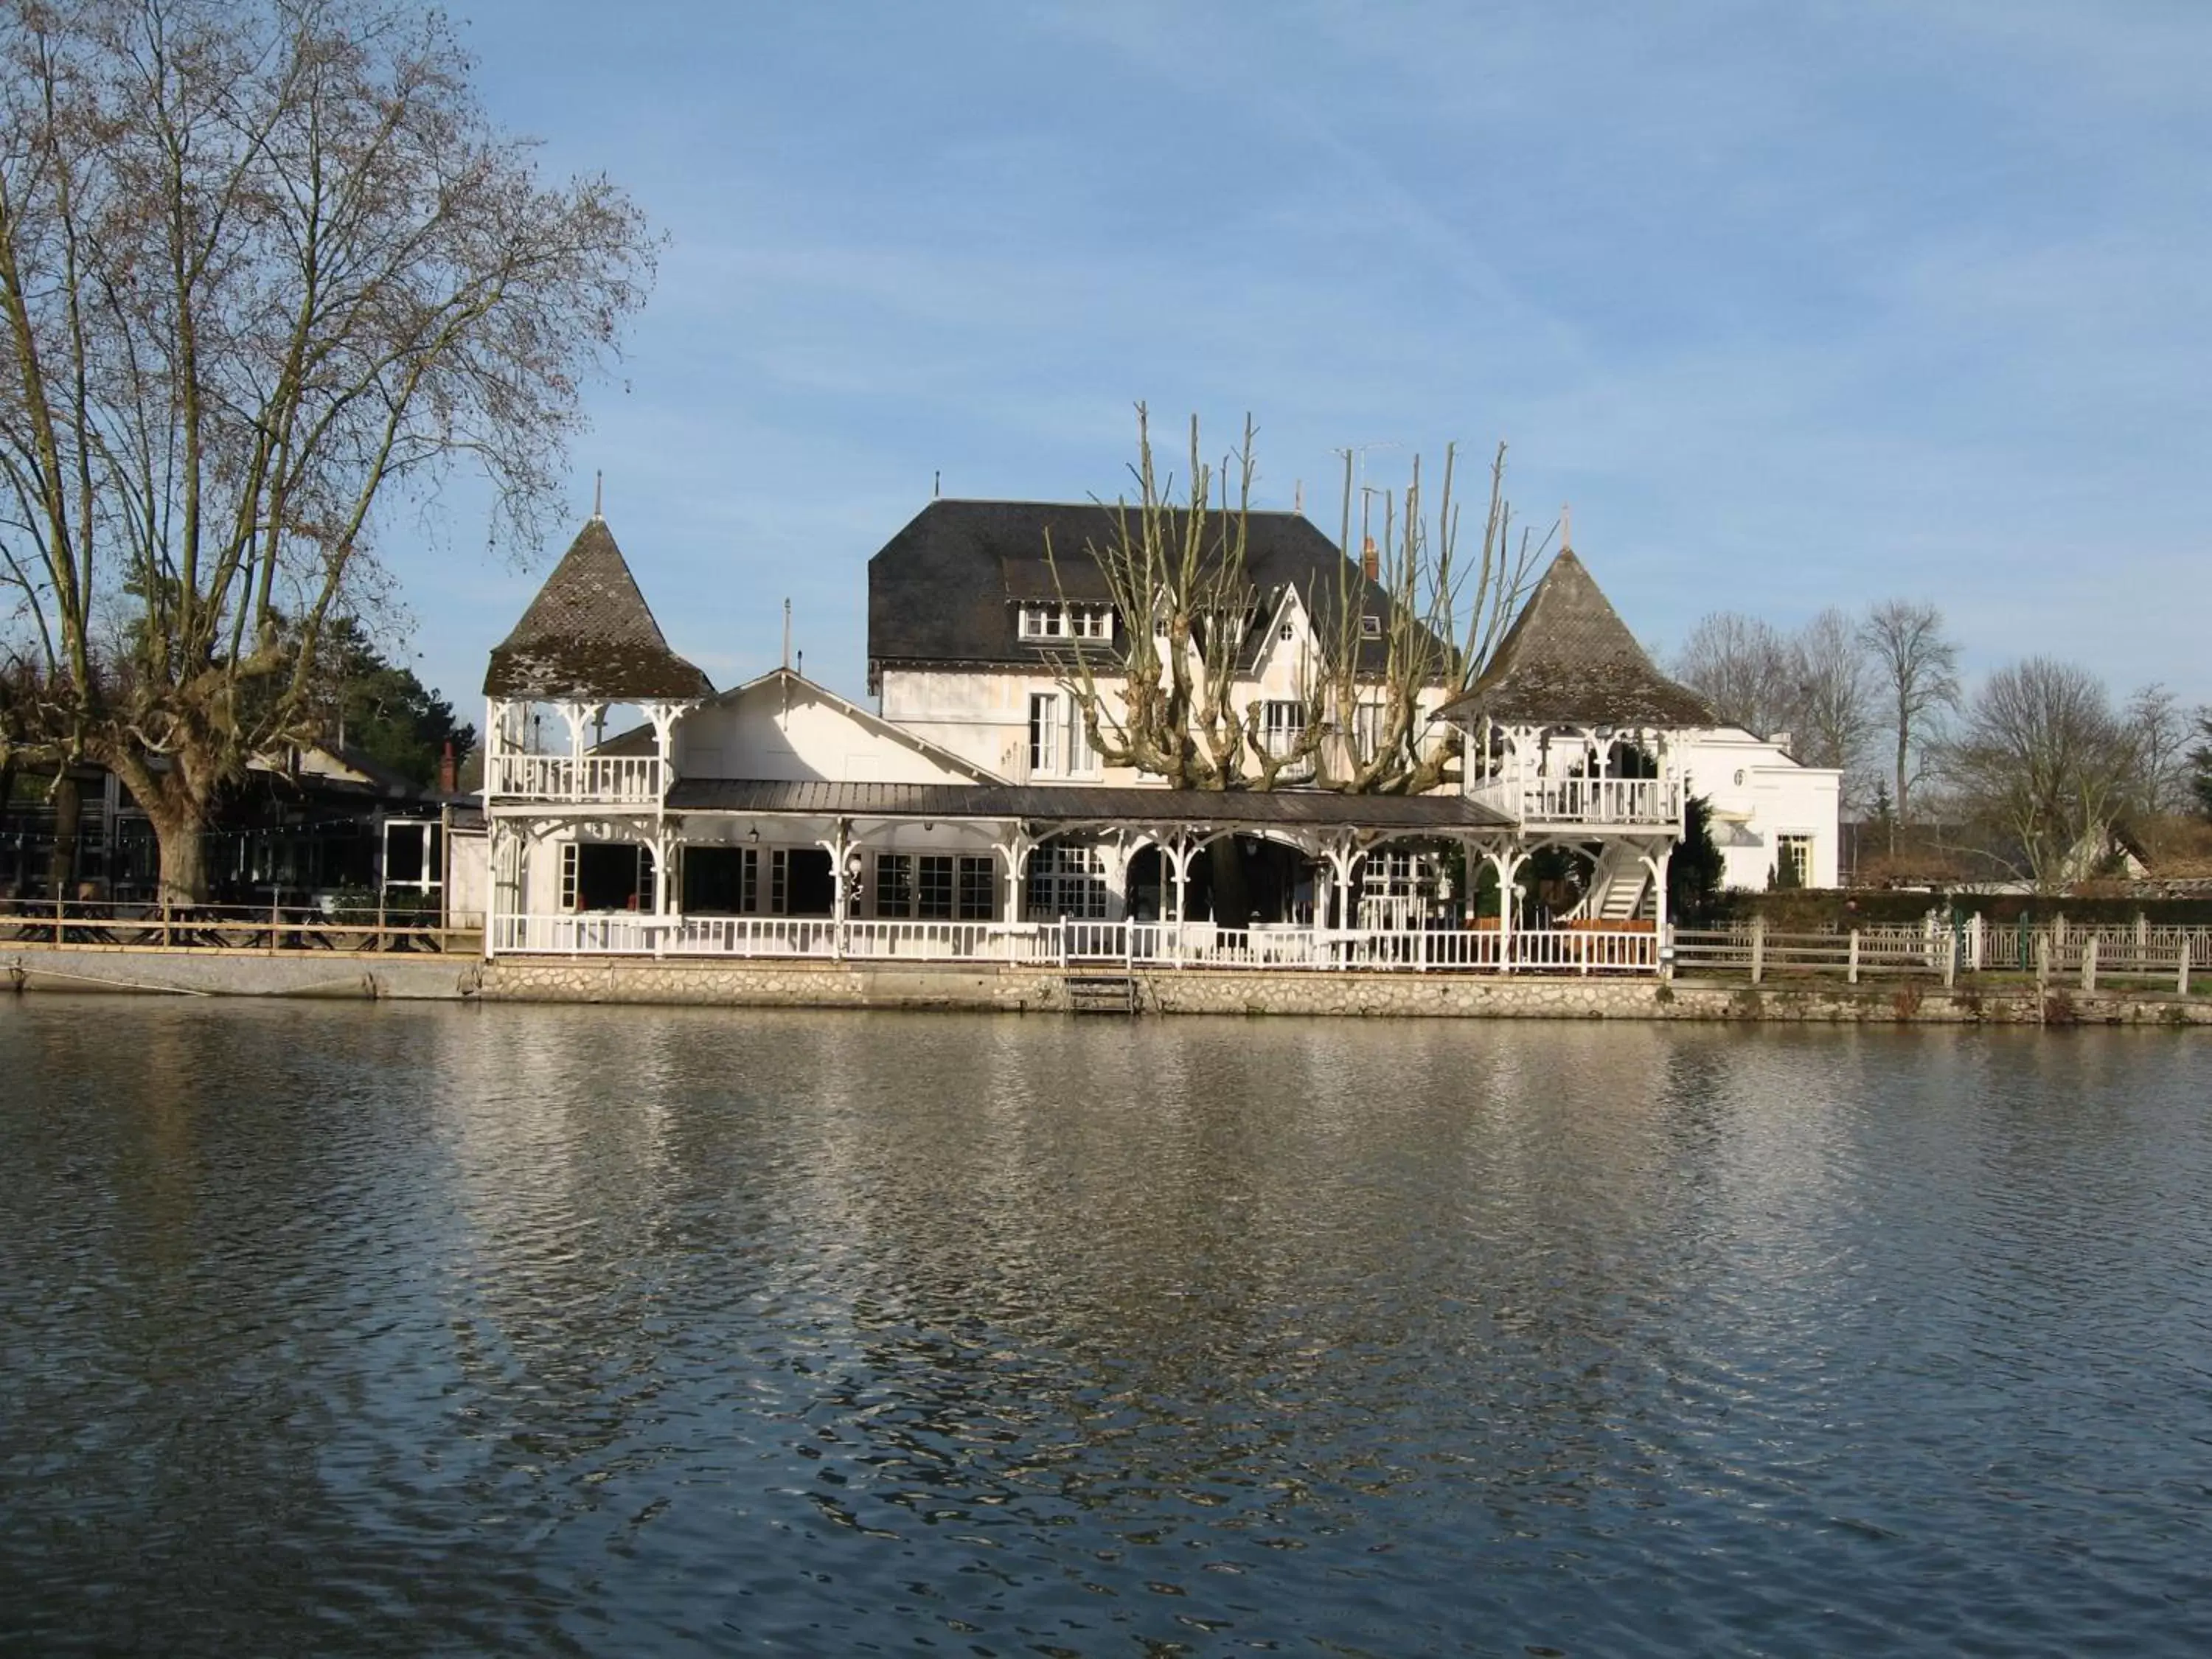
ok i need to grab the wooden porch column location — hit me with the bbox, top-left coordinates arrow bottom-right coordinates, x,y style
995,824 -> 1034,925
1489,849 -> 1528,974
1642,841 -> 1673,978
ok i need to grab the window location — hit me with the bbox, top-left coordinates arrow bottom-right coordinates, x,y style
1024,845 -> 1108,919
1019,604 -> 1067,639
874,852 -> 914,917
1021,604 -> 1112,640
1360,613 -> 1382,639
568,841 -> 652,911
1029,692 -> 1060,774
1262,700 -> 1306,757
1358,850 -> 1433,929
681,845 -> 756,914
957,855 -> 995,920
880,852 -> 993,919
1352,701 -> 1387,763
769,846 -> 835,914
1065,700 -> 1096,775
917,855 -> 955,919
1776,834 -> 1813,890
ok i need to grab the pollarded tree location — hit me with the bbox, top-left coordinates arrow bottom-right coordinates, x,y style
0,0 -> 655,900
1044,404 -> 1538,796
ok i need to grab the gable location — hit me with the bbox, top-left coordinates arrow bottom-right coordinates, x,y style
671,671 -> 1001,785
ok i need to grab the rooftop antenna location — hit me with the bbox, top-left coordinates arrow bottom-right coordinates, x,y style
782,597 -> 792,670
593,470 -> 603,520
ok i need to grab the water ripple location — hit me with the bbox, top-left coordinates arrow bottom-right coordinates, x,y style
1,1003 -> 2208,1655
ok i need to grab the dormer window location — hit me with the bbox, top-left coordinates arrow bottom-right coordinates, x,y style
1360,613 -> 1382,639
1020,604 -> 1113,641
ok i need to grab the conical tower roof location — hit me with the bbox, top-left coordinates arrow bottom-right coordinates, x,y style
1438,548 -> 1714,728
483,517 -> 712,700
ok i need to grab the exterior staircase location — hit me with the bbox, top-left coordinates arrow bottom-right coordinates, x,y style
1575,842 -> 1652,924
1064,973 -> 1138,1015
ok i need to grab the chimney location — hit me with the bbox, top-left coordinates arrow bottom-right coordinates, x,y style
438,740 -> 457,796
1360,535 -> 1379,582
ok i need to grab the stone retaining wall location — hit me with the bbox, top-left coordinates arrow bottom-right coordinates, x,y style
7,945 -> 2206,1026
6,946 -> 476,1000
475,957 -> 2212,1026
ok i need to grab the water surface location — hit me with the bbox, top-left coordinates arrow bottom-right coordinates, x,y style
2,1000 -> 2208,1655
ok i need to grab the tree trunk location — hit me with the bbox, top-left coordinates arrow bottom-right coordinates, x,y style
1893,725 -> 1910,839
47,772 -> 81,900
0,758 -> 14,894
151,807 -> 212,907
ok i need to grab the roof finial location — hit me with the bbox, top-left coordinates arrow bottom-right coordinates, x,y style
1561,501 -> 1572,553
593,470 -> 604,520
933,469 -> 941,500
782,597 -> 792,671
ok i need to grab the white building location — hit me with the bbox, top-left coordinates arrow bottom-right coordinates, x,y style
866,499 -> 1455,786
1672,728 -> 1844,890
475,507 -> 1840,975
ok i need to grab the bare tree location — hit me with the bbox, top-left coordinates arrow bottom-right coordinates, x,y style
1673,613 -> 1800,740
1947,658 -> 2136,891
2189,705 -> 2212,820
1860,599 -> 1960,844
1047,404 -> 1537,796
0,0 -> 655,900
1791,606 -> 1877,787
2123,683 -> 2191,818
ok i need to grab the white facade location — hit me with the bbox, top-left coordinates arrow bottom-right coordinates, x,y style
877,590 -> 1453,788
1673,728 -> 1843,890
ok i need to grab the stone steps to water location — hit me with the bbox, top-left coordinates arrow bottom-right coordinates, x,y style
1064,973 -> 1136,1015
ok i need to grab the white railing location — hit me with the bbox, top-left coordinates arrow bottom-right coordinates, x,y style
487,751 -> 664,804
489,914 -> 1661,973
1470,775 -> 1680,826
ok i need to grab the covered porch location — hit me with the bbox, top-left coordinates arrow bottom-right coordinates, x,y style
485,781 -> 1672,975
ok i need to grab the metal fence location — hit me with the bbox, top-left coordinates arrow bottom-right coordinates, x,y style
1,899 -> 474,955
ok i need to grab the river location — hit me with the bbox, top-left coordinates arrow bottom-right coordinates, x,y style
1,999 -> 2208,1655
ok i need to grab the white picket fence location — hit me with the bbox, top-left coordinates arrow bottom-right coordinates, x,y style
487,911 -> 2211,990
1674,917 -> 2212,992
489,914 -> 1660,973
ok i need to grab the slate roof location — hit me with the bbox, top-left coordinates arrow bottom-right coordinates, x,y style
484,517 -> 712,700
664,778 -> 1512,830
1436,549 -> 1714,729
867,499 -> 1438,680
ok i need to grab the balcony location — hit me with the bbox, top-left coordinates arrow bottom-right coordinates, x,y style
487,751 -> 666,805
1470,775 -> 1680,828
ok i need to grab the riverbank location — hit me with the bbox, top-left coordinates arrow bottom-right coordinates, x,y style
8,945 -> 2209,1024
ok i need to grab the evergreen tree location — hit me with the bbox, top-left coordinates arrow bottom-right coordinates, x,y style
313,621 -> 475,791
2190,708 -> 2212,818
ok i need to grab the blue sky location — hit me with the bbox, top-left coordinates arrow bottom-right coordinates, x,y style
401,0 -> 2212,718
